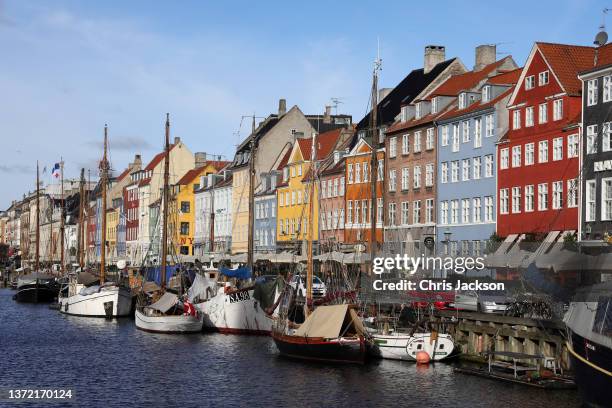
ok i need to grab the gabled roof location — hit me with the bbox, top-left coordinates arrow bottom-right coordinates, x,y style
296,128 -> 343,162
177,166 -> 206,185
437,87 -> 514,121
206,160 -> 231,172
144,144 -> 178,171
115,167 -> 131,183
487,68 -> 522,85
356,58 -> 459,131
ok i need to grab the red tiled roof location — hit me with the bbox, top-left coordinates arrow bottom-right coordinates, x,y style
115,167 -> 131,183
144,144 -> 177,171
296,128 -> 342,161
386,112 -> 439,134
138,177 -> 151,187
437,87 -> 514,121
207,160 -> 231,171
177,166 -> 205,185
488,68 -> 522,85
276,149 -> 291,171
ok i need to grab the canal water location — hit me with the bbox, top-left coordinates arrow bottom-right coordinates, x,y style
0,289 -> 582,407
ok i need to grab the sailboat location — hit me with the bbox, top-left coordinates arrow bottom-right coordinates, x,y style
134,114 -> 204,333
57,126 -> 131,317
15,161 -> 59,303
271,131 -> 369,364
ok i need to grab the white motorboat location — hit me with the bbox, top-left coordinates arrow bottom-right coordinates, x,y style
135,292 -> 203,333
58,273 -> 132,318
371,331 -> 455,361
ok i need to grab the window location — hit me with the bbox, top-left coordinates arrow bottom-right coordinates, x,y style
482,85 -> 491,102
377,159 -> 384,181
401,202 -> 409,225
553,137 -> 563,161
474,118 -> 482,148
604,75 -> 612,102
512,145 -> 521,167
451,161 -> 459,182
333,178 -> 338,196
459,92 -> 467,109
363,162 -> 369,183
452,124 -> 460,152
553,99 -> 563,120
413,165 -> 421,189
401,167 -> 410,190
462,199 -> 470,223
539,140 -> 549,163
431,97 -> 438,114
473,156 -> 481,179
462,159 -> 470,181
355,163 -> 361,183
462,120 -> 470,142
389,137 -> 397,158
538,71 -> 549,86
415,102 -> 422,119
279,192 -> 284,206
440,201 -> 448,224
389,169 -> 397,192
525,75 -> 535,90
414,131 -> 422,152
525,185 -> 534,212
451,200 -> 459,223
538,183 -> 548,211
298,165 -> 302,176
339,209 -> 344,228
354,200 -> 360,224
180,201 -> 190,213
388,202 -> 396,226
413,201 -> 421,224
347,164 -> 353,184
426,128 -> 434,150
552,181 -> 563,209
377,198 -> 383,223
587,79 -> 598,106
512,186 -> 521,213
499,189 -> 509,214
180,222 -> 189,235
485,114 -> 494,137
473,197 -> 481,222
525,143 -> 535,165
603,122 -> 612,152
539,103 -> 548,124
567,179 -> 578,208
402,134 -> 409,154
441,162 -> 448,183
426,199 -> 434,223
603,178 -> 612,220
291,191 -> 296,205
587,125 -> 598,154
297,190 -> 302,204
441,126 -> 449,146
485,155 -> 494,177
513,110 -> 521,129
586,180 -> 596,221
425,163 -> 434,187
567,135 -> 578,158
525,107 -> 534,127
485,196 -> 494,221
340,177 -> 345,195
500,148 -> 509,169
362,199 -> 368,224
347,201 -> 352,224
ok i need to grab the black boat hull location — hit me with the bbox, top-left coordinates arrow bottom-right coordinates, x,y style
568,332 -> 612,407
272,333 -> 367,364
14,284 -> 58,303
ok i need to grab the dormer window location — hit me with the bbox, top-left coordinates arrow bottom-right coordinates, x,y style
415,103 -> 422,120
431,97 -> 438,114
458,93 -> 467,109
482,86 -> 491,103
334,151 -> 340,163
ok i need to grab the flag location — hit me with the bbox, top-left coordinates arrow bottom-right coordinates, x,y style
51,163 -> 61,178
183,300 -> 197,317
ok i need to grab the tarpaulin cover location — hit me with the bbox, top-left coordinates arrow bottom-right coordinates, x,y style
295,304 -> 348,338
253,276 -> 283,309
219,266 -> 251,280
144,266 -> 195,285
148,292 -> 178,313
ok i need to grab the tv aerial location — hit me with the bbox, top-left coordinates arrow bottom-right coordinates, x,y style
595,8 -> 609,46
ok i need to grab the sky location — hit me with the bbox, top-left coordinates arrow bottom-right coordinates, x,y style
0,0 -> 609,209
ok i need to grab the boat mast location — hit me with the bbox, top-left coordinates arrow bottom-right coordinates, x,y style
100,125 -> 109,283
247,115 -> 256,272
49,193 -> 54,267
60,158 -> 65,274
209,180 -> 215,253
35,161 -> 40,271
369,51 -> 382,270
305,131 -> 318,316
78,168 -> 85,269
161,113 -> 171,290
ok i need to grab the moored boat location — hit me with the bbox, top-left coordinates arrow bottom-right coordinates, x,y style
14,272 -> 59,303
135,292 -> 203,333
370,331 -> 455,361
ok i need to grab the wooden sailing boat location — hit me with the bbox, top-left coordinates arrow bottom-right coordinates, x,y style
134,114 -> 204,333
271,131 -> 369,364
57,125 -> 131,317
14,161 -> 58,303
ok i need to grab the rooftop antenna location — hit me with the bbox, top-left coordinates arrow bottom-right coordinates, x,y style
594,9 -> 609,46
330,97 -> 344,115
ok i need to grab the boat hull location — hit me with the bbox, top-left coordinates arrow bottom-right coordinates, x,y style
198,288 -> 274,335
567,333 -> 612,407
371,332 -> 455,361
135,308 -> 204,334
58,286 -> 132,317
272,332 -> 367,364
14,284 -> 58,303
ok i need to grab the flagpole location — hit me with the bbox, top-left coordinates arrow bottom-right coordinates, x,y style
60,158 -> 65,274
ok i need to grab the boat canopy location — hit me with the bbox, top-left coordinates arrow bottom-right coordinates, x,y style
295,304 -> 365,339
148,292 -> 178,313
220,266 -> 251,280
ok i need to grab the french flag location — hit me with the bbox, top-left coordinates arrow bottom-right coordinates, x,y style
51,163 -> 61,178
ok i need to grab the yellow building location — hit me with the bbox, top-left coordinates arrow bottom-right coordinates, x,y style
105,208 -> 119,262
276,129 -> 343,250
174,160 -> 229,256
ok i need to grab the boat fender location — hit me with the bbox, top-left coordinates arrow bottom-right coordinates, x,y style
416,351 -> 430,365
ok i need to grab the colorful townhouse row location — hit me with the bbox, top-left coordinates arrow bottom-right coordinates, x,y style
3,39 -> 612,281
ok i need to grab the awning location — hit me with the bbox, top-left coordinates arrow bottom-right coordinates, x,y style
295,304 -> 349,338
483,234 -> 519,268
148,292 -> 178,313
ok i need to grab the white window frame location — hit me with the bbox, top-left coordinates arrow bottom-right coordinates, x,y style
473,156 -> 481,179
441,162 -> 448,184
500,148 -> 509,169
587,79 -> 598,106
525,75 -> 535,90
553,137 -> 563,161
513,110 -> 521,129
538,70 -> 549,86
525,106 -> 534,127
512,145 -> 521,168
604,75 -> 612,103
512,186 -> 521,214
499,189 -> 509,215
568,134 -> 579,158
587,125 -> 598,155
426,128 -> 434,150
602,178 -> 612,221
474,117 -> 482,148
389,136 -> 397,158
539,140 -> 549,163
539,103 -> 547,124
585,180 -> 596,222
538,183 -> 548,211
485,155 -> 494,177
525,185 -> 534,212
552,181 -> 563,209
402,134 -> 410,155
553,99 -> 563,121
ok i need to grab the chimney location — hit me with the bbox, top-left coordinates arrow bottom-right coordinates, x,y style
174,136 -> 181,145
130,154 -> 142,170
378,88 -> 392,102
323,106 -> 332,124
474,44 -> 496,71
195,152 -> 207,167
278,99 -> 287,117
424,45 -> 445,74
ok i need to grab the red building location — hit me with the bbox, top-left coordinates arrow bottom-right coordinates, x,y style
497,43 -> 595,237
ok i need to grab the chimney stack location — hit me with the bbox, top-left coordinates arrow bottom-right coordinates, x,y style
474,44 -> 496,71
323,105 -> 332,124
174,136 -> 181,145
130,154 -> 142,170
424,45 -> 445,74
195,152 -> 207,167
278,99 -> 287,117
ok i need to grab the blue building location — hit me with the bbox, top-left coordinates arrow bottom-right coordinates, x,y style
436,67 -> 519,272
254,171 -> 279,253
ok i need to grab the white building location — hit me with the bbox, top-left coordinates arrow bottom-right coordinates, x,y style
194,171 -> 233,255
